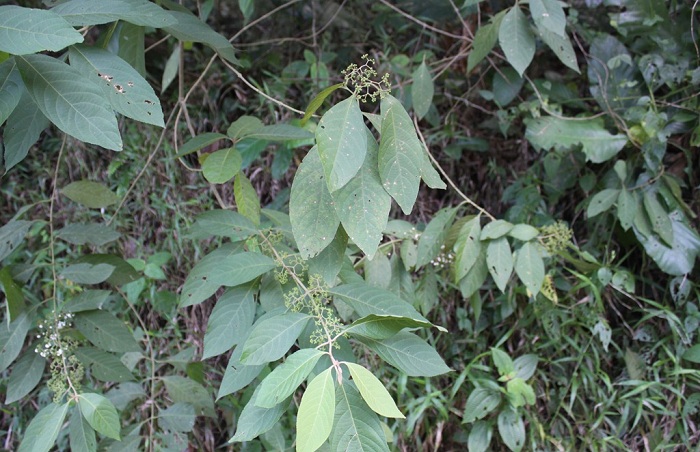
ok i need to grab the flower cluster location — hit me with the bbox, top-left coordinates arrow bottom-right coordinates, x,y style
34,313 -> 84,402
285,273 -> 343,347
539,221 -> 573,254
431,245 -> 455,269
342,54 -> 390,103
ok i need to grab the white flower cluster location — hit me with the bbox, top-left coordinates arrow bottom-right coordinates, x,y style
431,245 -> 455,269
34,312 -> 74,358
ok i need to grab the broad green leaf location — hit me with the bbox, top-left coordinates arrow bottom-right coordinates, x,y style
468,421 -> 493,452
227,116 -> 263,140
514,241 -> 545,296
643,191 -> 673,247
74,310 -> 141,353
508,224 -> 539,241
525,116 -> 628,163
467,18 -> 499,72
514,354 -> 539,380
634,211 -> 700,276
411,61 -> 433,120
163,11 -> 238,65
16,55 -> 121,151
158,403 -> 195,433
463,387 -> 501,423
682,344 -> 700,363
0,311 -> 31,373
330,283 -> 429,323
161,375 -> 215,416
617,188 -> 638,231
416,207 -> 458,268
330,129 -> 391,258
56,223 -> 120,246
68,45 -> 164,127
60,263 -> 115,285
344,314 -> 437,340
244,124 -> 314,142
256,349 -> 325,408
301,83 -> 344,125
240,313 -> 311,365
0,265 -> 25,321
0,220 -> 33,261
73,254 -> 140,286
499,6 -> 535,76
179,247 -> 275,307
506,377 -> 536,407
174,132 -> 228,158
358,331 -> 451,377
229,386 -> 288,442
0,59 -> 23,126
106,382 -> 146,410
118,23 -> 146,76
0,6 -> 82,55
218,338 -> 264,399
308,226 -> 348,285
51,0 -> 176,27
161,46 -> 179,94
378,94 -> 423,214
316,96 -> 367,192
62,181 -> 120,209
234,171 -> 260,225
69,406 -> 97,452
492,347 -> 515,376
530,0 -> 567,36
5,350 -> 45,404
17,402 -> 69,452
290,147 -> 340,258
202,147 -> 242,184
345,362 -> 404,418
486,237 -> 513,293
3,91 -> 50,170
202,285 -> 256,359
588,188 -> 621,218
331,382 -> 389,452
73,347 -> 134,382
418,145 -> 446,189
459,245 -> 488,298
481,220 -> 514,240
188,209 -> 257,241
492,67 -> 524,107
498,408 -> 525,452
63,290 -> 111,314
538,27 -> 580,73
78,393 -> 121,440
296,367 -> 335,452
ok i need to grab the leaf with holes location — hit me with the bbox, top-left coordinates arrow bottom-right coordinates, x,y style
316,96 -> 367,192
463,387 -> 502,423
498,408 -> 525,452
296,367 -> 335,452
16,54 -> 121,151
486,237 -> 513,292
0,6 -> 82,55
499,6 -> 535,76
69,45 -> 164,127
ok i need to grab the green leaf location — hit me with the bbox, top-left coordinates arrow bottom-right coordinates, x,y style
378,94 -> 423,214
411,61 -> 433,120
468,421 -> 493,452
499,6 -> 535,76
160,45 -> 178,94
316,96 -> 367,192
358,331 -> 451,377
244,124 -> 314,142
240,313 -> 311,365
682,344 -> 700,363
74,310 -> 141,353
118,23 -> 146,76
537,27 -> 580,73
308,226 -> 348,286
418,145 -> 446,189
226,116 -> 263,140
234,171 -> 260,226
106,382 -> 146,411
68,45 -> 164,127
0,311 -> 31,373
179,247 -> 275,307
51,0 -> 177,27
617,188 -> 638,231
587,188 -> 621,218
17,402 -> 69,452
74,254 -> 140,286
0,59 -> 23,126
633,211 -> 700,276
78,393 -> 121,440
481,220 -> 514,240
69,406 -> 97,452
506,377 -> 535,407
202,285 -> 256,359
0,266 -> 25,321
163,11 -> 238,65
459,245 -> 488,298
508,224 -> 539,241
188,209 -> 257,241
463,387 -> 502,423
16,55 -> 121,151
497,408 -> 525,452
161,375 -> 215,416
217,341 -> 264,400
530,0 -> 567,36
229,386 -> 288,442
486,237 -> 513,292
0,6 -> 83,55
330,128 -> 391,259
492,348 -> 515,376
60,263 -> 115,285
3,90 -> 50,170
344,314 -> 438,340
202,147 -> 242,184
73,347 -> 134,382
0,220 -> 33,261
296,367 -> 335,452
525,116 -> 628,163
62,181 -> 120,209
416,207 -> 458,268
301,83 -> 344,125
331,382 -> 389,452
158,403 -> 195,433
5,350 -> 45,404
56,223 -> 120,246
290,147 -> 340,258
492,67 -> 524,107
256,348 -> 325,408
330,283 -> 429,323
345,362 -> 404,419
174,132 -> 229,158
643,191 -> 674,247
514,354 -> 539,380
514,241 -> 545,296
467,17 -> 500,72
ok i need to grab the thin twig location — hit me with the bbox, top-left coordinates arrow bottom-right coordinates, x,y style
378,0 -> 467,41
